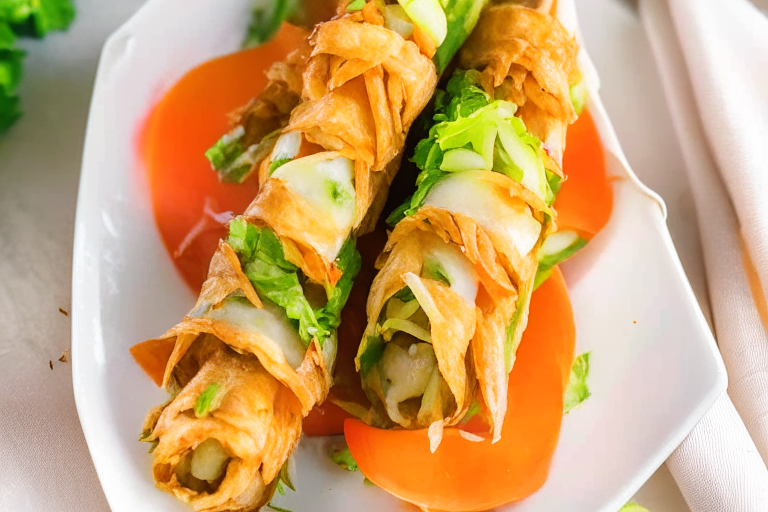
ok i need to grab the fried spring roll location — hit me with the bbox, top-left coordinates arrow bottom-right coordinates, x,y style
356,3 -> 581,446
138,1 -> 487,510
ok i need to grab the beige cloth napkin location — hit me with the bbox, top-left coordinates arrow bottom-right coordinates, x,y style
640,0 -> 768,509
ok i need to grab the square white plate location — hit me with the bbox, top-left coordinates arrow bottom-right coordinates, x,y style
72,1 -> 726,511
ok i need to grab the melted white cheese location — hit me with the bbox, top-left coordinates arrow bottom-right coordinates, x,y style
272,153 -> 356,259
207,298 -> 306,369
424,172 -> 541,258
421,235 -> 479,304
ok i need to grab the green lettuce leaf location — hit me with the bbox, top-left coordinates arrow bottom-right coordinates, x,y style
228,218 -> 360,347
504,289 -> 529,373
194,383 -> 221,418
346,0 -> 366,11
432,0 -> 489,75
205,128 -> 278,184
570,81 -> 588,117
618,503 -> 650,512
0,0 -> 75,37
534,232 -> 588,290
389,70 -> 554,225
0,21 -> 23,132
359,334 -> 385,375
330,447 -> 359,472
564,352 -> 591,413
267,503 -> 293,512
317,237 -> 362,331
244,0 -> 298,48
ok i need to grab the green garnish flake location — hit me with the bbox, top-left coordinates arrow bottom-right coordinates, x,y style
359,334 -> 385,375
346,0 -> 366,11
269,157 -> 291,174
422,257 -> 451,286
227,218 -> 361,347
393,287 -> 416,303
534,234 -> 588,290
504,291 -> 528,373
327,179 -> 353,205
245,0 -> 297,48
363,477 -> 376,487
194,383 -> 221,418
148,439 -> 159,454
267,503 -> 293,512
276,479 -> 285,496
618,503 -> 650,512
331,447 -> 359,472
564,352 -> 591,414
570,81 -> 589,116
432,0 -> 489,75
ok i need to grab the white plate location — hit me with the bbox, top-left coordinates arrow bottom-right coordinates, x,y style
72,1 -> 726,511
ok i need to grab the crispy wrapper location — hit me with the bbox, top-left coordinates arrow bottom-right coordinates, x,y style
142,242 -> 331,510
365,193 -> 538,441
143,4 -> 441,508
356,5 -> 578,441
146,336 -> 302,512
460,4 -> 579,166
245,11 -> 437,284
359,232 -> 477,433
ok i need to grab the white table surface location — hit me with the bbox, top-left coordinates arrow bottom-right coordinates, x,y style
0,0 -> 701,510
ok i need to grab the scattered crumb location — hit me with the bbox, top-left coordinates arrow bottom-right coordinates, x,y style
49,360 -> 53,370
633,320 -> 637,324
59,307 -> 69,316
59,350 -> 69,363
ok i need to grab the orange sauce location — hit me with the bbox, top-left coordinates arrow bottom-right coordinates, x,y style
556,109 -> 614,239
141,24 -> 306,291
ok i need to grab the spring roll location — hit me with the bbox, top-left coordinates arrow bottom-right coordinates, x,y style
138,1 -> 487,510
356,2 -> 581,446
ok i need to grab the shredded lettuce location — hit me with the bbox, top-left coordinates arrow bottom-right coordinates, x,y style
194,383 -> 220,418
388,70 -> 554,225
245,0 -> 298,48
422,257 -> 451,287
347,0 -> 366,12
618,503 -> 650,512
504,290 -> 528,373
534,232 -> 588,290
432,0 -> 489,75
393,286 -> 416,303
359,334 -> 385,375
206,128 -> 278,184
228,218 -> 360,347
570,81 -> 588,117
267,503 -> 293,512
398,0 -> 447,47
269,157 -> 291,174
331,447 -> 359,472
564,352 -> 591,413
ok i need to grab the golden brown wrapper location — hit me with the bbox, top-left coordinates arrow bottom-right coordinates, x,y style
142,242 -> 330,510
364,196 -> 538,440
147,336 -> 302,512
460,4 -> 579,166
356,5 -> 579,441
244,10 -> 437,285
143,4 -> 441,508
